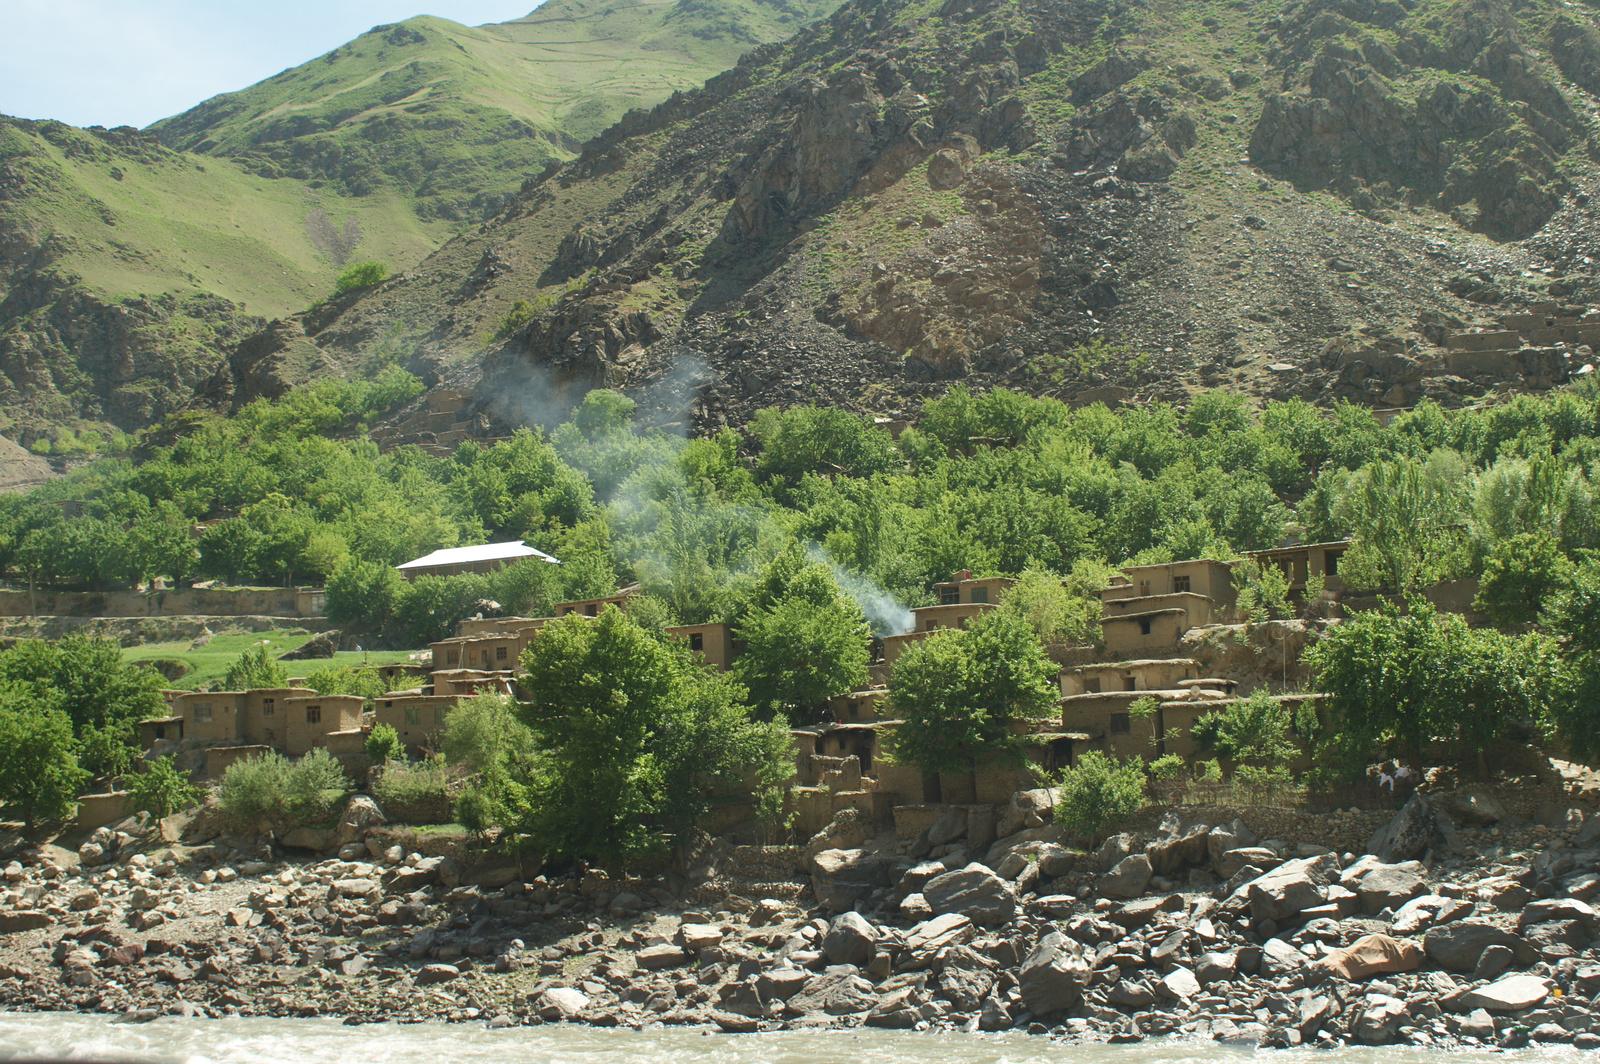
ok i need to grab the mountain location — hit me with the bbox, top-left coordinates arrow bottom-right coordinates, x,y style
224,0 -> 1600,444
0,0 -> 837,447
151,0 -> 838,224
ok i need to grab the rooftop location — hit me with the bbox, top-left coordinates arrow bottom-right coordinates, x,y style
397,540 -> 559,571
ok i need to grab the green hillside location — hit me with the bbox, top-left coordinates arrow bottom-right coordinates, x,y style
0,0 -> 836,446
151,0 -> 838,222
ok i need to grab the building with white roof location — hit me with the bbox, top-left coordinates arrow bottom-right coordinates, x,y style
395,541 -> 559,581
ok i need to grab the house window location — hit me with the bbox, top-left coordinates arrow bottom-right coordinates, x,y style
1173,575 -> 1190,593
434,707 -> 447,724
446,650 -> 459,666
496,646 -> 507,661
192,702 -> 212,723
306,705 -> 322,725
939,586 -> 959,605
261,699 -> 274,717
1139,617 -> 1153,635
1139,580 -> 1151,596
971,586 -> 988,604
1110,712 -> 1131,734
1325,550 -> 1341,576
405,707 -> 422,726
1083,677 -> 1101,694
585,604 -> 598,617
689,633 -> 704,652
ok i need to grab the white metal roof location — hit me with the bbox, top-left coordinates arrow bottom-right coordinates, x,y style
396,540 -> 560,571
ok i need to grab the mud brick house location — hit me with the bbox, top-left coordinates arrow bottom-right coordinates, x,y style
554,585 -> 640,617
1099,559 -> 1237,655
666,622 -> 739,671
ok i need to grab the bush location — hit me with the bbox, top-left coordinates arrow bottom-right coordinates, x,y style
333,260 -> 387,295
127,755 -> 203,819
218,749 -> 350,830
371,757 -> 454,824
1149,753 -> 1187,780
223,645 -> 288,690
1191,688 -> 1299,769
366,723 -> 404,764
1052,751 -> 1145,843
301,665 -> 387,705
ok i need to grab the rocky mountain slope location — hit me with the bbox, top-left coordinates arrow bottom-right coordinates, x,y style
231,0 -> 1600,440
0,0 -> 834,447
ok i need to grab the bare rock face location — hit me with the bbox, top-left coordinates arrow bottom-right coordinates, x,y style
922,863 -> 1016,926
1367,795 -> 1436,864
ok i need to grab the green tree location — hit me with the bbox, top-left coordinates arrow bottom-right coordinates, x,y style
301,665 -> 387,705
324,559 -> 406,637
126,755 -> 203,819
366,723 -> 405,764
1191,688 -> 1299,768
1335,457 -> 1467,592
1231,558 -> 1293,623
1306,598 -> 1550,774
1543,556 -> 1600,762
517,608 -> 790,864
442,692 -> 537,833
1052,751 -> 1145,843
223,645 -> 289,690
0,635 -> 165,777
997,567 -> 1100,644
333,260 -> 387,295
886,610 -> 1059,794
1474,532 -> 1572,627
218,749 -> 350,830
734,565 -> 870,721
0,689 -> 88,829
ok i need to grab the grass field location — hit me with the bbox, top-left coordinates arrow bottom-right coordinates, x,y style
123,628 -> 420,691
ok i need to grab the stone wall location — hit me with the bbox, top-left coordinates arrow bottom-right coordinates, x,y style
74,791 -> 133,830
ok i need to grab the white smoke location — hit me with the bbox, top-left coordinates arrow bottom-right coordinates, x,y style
807,545 -> 914,637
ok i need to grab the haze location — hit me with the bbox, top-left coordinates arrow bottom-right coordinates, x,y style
0,0 -> 541,130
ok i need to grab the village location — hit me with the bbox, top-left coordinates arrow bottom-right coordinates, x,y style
110,537 -> 1363,838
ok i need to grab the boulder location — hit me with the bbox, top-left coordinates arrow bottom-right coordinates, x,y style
1260,938 -> 1306,975
922,863 -> 1017,926
635,944 -> 690,971
1367,795 -> 1434,863
416,963 -> 459,985
1423,921 -> 1539,972
810,848 -> 893,911
1449,788 -> 1508,826
821,911 -> 879,966
677,924 -> 725,952
335,795 -> 386,846
1356,867 -> 1426,915
0,911 -> 51,933
1095,833 -> 1136,873
536,987 -> 589,1020
937,947 -> 997,1010
1314,933 -> 1421,981
1355,995 -> 1407,1045
1147,820 -> 1211,876
1018,932 -> 1092,1015
996,787 -> 1058,838
1247,862 -> 1328,922
1109,979 -> 1156,1007
1100,853 -> 1152,899
863,987 -> 923,1028
1459,974 -> 1551,1012
1196,951 -> 1237,984
904,912 -> 974,955
1217,846 -> 1280,880
280,826 -> 337,852
788,969 -> 878,1015
1159,967 -> 1201,1000
1518,897 -> 1599,936
1391,893 -> 1471,935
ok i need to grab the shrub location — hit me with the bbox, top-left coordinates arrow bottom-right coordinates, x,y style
1149,753 -> 1187,780
333,260 -> 387,295
127,755 -> 203,819
218,749 -> 350,829
1052,751 -> 1145,843
301,665 -> 387,705
366,723 -> 405,764
223,645 -> 288,690
371,757 -> 454,824
1191,688 -> 1298,768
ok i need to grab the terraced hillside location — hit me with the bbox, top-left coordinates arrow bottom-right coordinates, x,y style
230,0 -> 1600,440
0,0 -> 837,448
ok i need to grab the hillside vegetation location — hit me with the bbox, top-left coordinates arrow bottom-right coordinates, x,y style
0,0 -> 837,446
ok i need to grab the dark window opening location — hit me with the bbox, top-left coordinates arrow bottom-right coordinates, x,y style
306,705 -> 322,724
1138,617 -> 1153,635
496,646 -> 507,661
689,633 -> 704,651
1124,676 -> 1138,692
446,651 -> 459,666
1173,575 -> 1190,593
1325,550 -> 1342,576
1110,712 -> 1131,734
1083,677 -> 1101,694
585,604 -> 599,616
970,587 -> 988,604
939,586 -> 960,605
261,699 -> 274,717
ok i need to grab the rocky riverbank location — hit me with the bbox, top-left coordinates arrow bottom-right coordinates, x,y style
3,788 -> 1600,1050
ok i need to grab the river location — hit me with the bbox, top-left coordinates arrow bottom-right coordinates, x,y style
0,1014 -> 1559,1064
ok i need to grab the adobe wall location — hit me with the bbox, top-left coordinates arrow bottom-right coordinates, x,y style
75,791 -> 134,830
0,587 -> 319,618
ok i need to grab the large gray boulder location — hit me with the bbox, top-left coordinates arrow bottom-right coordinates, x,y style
1147,820 -> 1211,876
810,848 -> 894,911
1367,795 -> 1434,863
788,969 -> 878,1015
336,794 -> 386,846
1449,788 -> 1508,826
996,787 -> 1058,838
1356,866 -> 1427,915
1217,846 -> 1280,880
1459,975 -> 1551,1012
1018,932 -> 1092,1014
1101,853 -> 1152,898
923,863 -> 1017,926
821,911 -> 879,966
1245,856 -> 1332,922
1423,921 -> 1539,972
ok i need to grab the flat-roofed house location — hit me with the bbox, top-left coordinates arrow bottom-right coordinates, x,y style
554,585 -> 640,618
396,541 -> 559,581
665,622 -> 738,670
